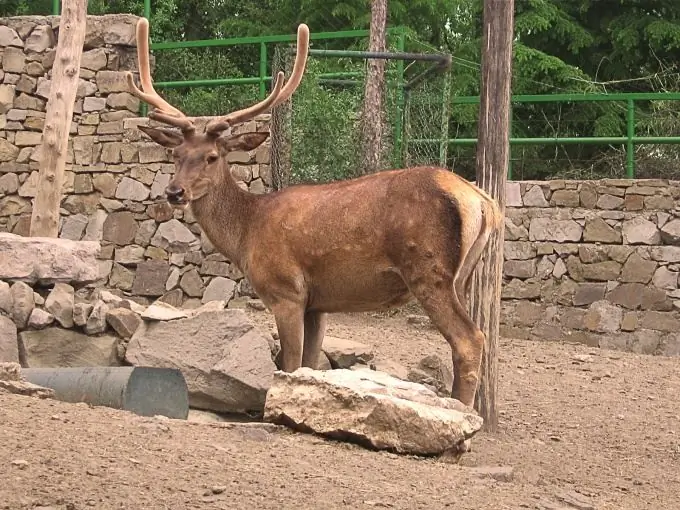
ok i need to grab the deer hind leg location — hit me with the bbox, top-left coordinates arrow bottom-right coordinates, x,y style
301,311 -> 328,369
402,266 -> 484,409
271,301 -> 305,372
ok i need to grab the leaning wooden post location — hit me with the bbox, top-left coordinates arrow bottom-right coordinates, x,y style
469,0 -> 515,431
29,0 -> 88,237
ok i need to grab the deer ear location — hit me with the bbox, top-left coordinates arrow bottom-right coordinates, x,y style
219,132 -> 269,152
138,125 -> 184,148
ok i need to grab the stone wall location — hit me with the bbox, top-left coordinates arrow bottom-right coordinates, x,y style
502,179 -> 680,356
0,14 -> 272,310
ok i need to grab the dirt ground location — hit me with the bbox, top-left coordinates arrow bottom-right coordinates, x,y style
2,308 -> 680,510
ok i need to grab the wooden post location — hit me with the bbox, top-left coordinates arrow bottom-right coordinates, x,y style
469,0 -> 514,431
359,0 -> 388,174
29,0 -> 88,237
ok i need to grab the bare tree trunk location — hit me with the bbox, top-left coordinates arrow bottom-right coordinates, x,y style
469,0 -> 514,432
30,0 -> 88,237
359,0 -> 387,174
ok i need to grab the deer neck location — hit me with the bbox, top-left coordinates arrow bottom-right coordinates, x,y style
189,162 -> 257,268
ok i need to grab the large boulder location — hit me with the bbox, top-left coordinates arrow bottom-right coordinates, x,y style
263,368 -> 483,457
0,233 -> 100,285
125,309 -> 276,414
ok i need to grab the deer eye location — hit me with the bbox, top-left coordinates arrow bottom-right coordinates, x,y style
206,154 -> 218,164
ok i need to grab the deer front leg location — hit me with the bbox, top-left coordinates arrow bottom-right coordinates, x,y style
271,301 -> 305,372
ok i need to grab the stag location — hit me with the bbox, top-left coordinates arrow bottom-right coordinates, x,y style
126,18 -> 502,410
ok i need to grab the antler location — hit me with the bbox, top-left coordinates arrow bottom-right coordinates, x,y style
205,23 -> 310,135
125,18 -> 196,134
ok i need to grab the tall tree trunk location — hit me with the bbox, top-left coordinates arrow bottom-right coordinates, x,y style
359,0 -> 387,174
30,0 -> 88,237
469,0 -> 515,432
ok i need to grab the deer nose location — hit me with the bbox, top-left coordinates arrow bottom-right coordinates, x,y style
165,185 -> 185,203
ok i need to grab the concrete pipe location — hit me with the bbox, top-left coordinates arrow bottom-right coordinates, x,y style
21,366 -> 189,420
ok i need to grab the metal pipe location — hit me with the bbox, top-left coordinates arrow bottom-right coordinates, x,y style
408,136 -> 680,145
22,366 -> 189,420
143,0 -> 151,20
259,42 -> 267,100
306,48 -> 451,64
626,99 -> 635,178
393,31 -> 406,168
53,0 -> 60,15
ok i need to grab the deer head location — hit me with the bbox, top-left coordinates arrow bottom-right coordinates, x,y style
125,18 -> 310,207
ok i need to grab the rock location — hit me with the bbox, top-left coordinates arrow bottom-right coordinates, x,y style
596,194 -> 624,210
125,309 -> 277,413
322,336 -> 374,368
0,172 -> 19,195
18,328 -> 119,367
573,283 -> 606,306
578,258 -> 620,281
583,217 -> 622,244
551,189 -> 579,207
150,219 -> 197,253
106,308 -> 142,339
115,177 -> 149,201
10,281 -> 34,329
85,300 -> 109,335
81,48 -> 107,71
529,218 -> 582,242
114,245 -> 145,265
504,241 -> 536,260
523,185 -> 549,207
622,217 -> 660,245
44,283 -> 75,328
0,232 -> 100,285
140,301 -> 188,321
0,316 -> 19,363
0,26 -> 23,47
102,211 -> 138,245
660,219 -> 680,245
180,268 -> 204,297
0,378 -> 55,399
0,281 -> 11,315
620,253 -> 657,284
263,368 -> 482,456
27,308 -> 54,330
583,300 -> 622,333
504,259 -> 536,278
73,302 -> 93,326
131,260 -> 170,297
60,213 -> 88,240
25,25 -> 54,53
652,266 -> 678,290
202,277 -> 236,304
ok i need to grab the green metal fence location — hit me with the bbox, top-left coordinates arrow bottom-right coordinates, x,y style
406,92 -> 680,179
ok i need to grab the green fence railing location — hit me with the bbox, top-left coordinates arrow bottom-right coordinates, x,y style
407,92 -> 680,179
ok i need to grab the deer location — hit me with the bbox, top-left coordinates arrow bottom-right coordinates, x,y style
125,17 -> 502,414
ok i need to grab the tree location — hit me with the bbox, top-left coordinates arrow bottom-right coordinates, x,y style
30,0 -> 88,237
359,0 -> 388,174
469,0 -> 514,431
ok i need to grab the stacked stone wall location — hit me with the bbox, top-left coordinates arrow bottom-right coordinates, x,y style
502,179 -> 680,356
